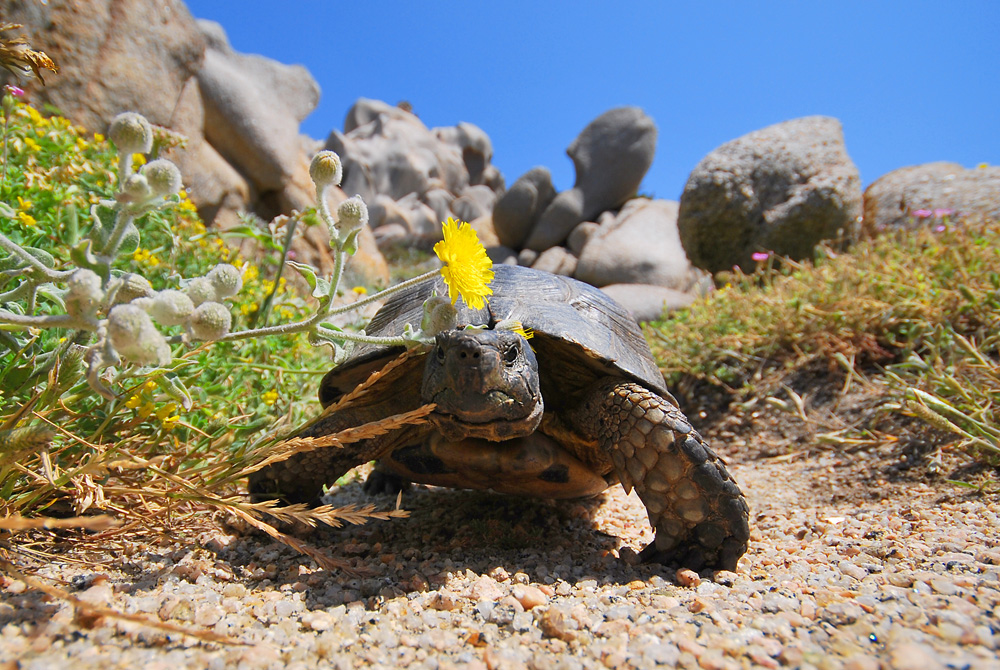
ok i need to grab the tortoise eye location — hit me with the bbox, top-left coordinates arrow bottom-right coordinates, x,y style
503,344 -> 519,365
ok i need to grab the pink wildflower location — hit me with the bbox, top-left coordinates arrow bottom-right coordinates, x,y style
934,225 -> 946,233
751,252 -> 769,262
3,85 -> 24,97
933,208 -> 953,217
911,209 -> 933,218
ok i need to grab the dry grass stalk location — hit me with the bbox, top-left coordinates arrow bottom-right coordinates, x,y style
224,504 -> 360,574
0,22 -> 58,83
0,553 -> 241,645
323,349 -> 419,414
245,403 -> 435,474
0,515 -> 118,531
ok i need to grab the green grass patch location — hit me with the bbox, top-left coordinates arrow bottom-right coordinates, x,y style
648,220 -> 1000,479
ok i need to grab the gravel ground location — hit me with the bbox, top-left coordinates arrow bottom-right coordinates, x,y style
1,443 -> 999,669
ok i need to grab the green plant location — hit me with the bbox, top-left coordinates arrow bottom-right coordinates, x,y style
648,218 -> 1000,479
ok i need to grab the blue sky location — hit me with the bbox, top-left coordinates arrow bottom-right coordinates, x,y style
185,1 -> 999,200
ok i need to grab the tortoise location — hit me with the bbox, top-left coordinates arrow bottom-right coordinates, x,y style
250,265 -> 750,570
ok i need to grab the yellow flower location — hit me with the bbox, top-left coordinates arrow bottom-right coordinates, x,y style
352,285 -> 368,295
132,153 -> 147,166
16,196 -> 32,210
94,133 -> 105,142
262,390 -> 279,406
508,321 -> 534,340
433,218 -> 494,310
125,395 -> 142,409
17,212 -> 36,227
23,137 -> 39,151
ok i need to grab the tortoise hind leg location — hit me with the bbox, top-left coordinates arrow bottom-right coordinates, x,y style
573,379 -> 750,571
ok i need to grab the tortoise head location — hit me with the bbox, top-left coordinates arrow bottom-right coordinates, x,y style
421,328 -> 543,441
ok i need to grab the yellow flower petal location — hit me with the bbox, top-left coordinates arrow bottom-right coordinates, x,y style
433,218 -> 494,310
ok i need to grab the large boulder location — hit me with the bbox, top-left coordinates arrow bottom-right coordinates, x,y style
575,198 -> 700,290
526,107 -> 657,250
492,167 -> 557,248
326,98 -> 504,246
599,284 -> 696,323
862,162 -> 1000,232
196,20 -> 320,193
678,116 -> 862,273
0,0 -> 204,131
326,99 -> 469,204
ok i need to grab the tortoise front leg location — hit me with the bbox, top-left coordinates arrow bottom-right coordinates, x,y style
248,402 -> 428,505
573,379 -> 750,571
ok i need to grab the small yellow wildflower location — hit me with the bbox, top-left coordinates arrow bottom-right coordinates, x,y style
17,212 -> 36,227
23,137 -> 39,151
243,264 -> 259,282
155,402 -> 177,422
125,395 -> 142,409
94,133 -> 105,142
262,390 -> 279,406
16,196 -> 32,210
278,307 -> 295,319
144,380 -> 158,391
352,285 -> 368,295
433,218 -> 494,310
76,137 -> 88,150
132,153 -> 147,166
138,402 -> 155,420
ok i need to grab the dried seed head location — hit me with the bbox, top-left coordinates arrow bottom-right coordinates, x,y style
309,150 -> 343,189
188,301 -> 232,341
206,263 -> 242,299
108,112 -> 153,155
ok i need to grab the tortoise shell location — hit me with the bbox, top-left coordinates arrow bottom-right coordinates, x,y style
320,264 -> 671,410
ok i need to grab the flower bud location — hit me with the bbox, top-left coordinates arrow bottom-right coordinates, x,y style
187,301 -> 232,341
113,273 -> 154,304
309,150 -> 343,189
206,263 -> 242,299
184,276 -> 217,306
120,174 -> 152,203
147,289 -> 194,326
337,195 -> 369,230
420,295 -> 458,336
107,304 -> 171,366
65,269 -> 104,318
108,112 -> 153,155
141,159 -> 182,197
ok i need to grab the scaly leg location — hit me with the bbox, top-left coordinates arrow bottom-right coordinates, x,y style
574,379 -> 750,571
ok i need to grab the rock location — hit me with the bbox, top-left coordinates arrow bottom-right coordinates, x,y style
327,98 -> 472,204
0,0 -> 205,132
424,188 -> 455,224
486,246 -> 518,265
678,116 -> 862,273
493,167 -> 557,248
469,215 -> 500,248
451,185 -> 497,224
517,249 -> 539,267
511,585 -> 548,610
197,20 -> 320,193
862,162 -> 1000,232
599,284 -> 695,322
576,199 -> 698,290
566,222 -> 599,256
434,121 -> 494,185
526,107 -> 657,250
531,247 -> 577,277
